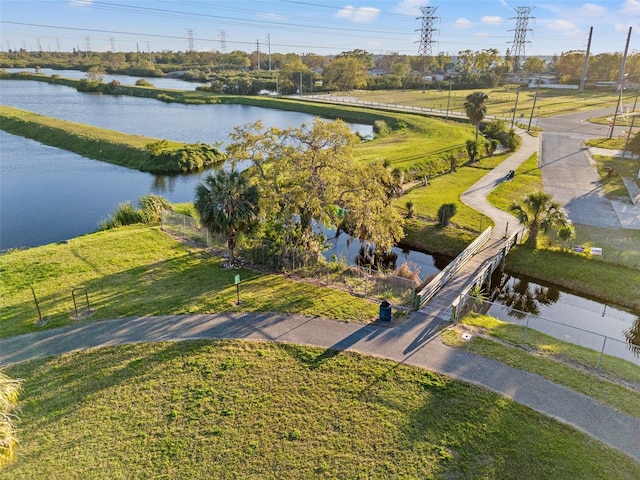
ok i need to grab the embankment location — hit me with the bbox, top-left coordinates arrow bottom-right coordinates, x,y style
0,105 -> 224,173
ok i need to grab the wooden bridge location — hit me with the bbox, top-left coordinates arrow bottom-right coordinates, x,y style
414,226 -> 525,322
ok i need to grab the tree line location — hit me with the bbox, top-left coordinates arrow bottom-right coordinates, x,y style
3,48 -> 640,94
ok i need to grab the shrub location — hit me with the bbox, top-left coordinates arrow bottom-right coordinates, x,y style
0,371 -> 21,468
437,203 -> 458,226
139,194 -> 173,223
483,119 -> 506,138
373,120 -> 390,136
393,261 -> 421,287
135,78 -> 153,87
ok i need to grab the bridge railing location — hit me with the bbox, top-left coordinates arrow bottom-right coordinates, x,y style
450,228 -> 525,322
414,227 -> 493,309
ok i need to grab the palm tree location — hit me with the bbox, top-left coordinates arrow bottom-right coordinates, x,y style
463,91 -> 489,142
510,191 -> 568,249
195,169 -> 259,264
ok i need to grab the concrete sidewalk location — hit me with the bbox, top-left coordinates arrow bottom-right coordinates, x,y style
1,312 -> 639,463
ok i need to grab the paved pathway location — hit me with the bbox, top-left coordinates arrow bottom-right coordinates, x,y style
3,313 -> 640,462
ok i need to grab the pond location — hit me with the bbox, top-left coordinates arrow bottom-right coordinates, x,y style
0,77 -> 372,250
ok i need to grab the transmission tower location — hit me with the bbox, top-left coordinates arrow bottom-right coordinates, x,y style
219,31 -> 227,53
186,29 -> 195,53
416,6 -> 439,58
508,6 -> 535,74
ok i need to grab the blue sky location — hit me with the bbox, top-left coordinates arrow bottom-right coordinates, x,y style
1,0 -> 639,56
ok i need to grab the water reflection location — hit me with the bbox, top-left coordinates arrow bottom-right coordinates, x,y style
494,274 -> 561,319
625,317 -> 640,357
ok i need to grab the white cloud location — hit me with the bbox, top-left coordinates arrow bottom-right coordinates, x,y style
481,16 -> 503,25
393,0 -> 426,16
546,20 -> 581,37
455,18 -> 473,28
621,0 -> 640,15
565,3 -> 608,18
615,22 -> 638,32
69,0 -> 93,5
335,6 -> 381,23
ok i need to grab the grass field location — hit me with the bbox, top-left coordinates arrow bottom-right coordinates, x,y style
0,225 -> 379,338
4,340 -> 639,479
346,87 -> 635,121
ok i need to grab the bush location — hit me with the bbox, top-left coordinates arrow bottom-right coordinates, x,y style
438,203 -> 458,226
135,78 -> 153,87
139,194 -> 173,223
393,261 -> 421,287
0,371 -> 21,468
373,120 -> 390,136
483,119 -> 506,138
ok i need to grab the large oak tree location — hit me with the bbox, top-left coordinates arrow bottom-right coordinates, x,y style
226,118 -> 404,260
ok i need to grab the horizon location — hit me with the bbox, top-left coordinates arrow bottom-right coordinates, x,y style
1,1 -> 639,57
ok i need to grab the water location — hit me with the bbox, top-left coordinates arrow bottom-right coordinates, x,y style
0,77 -> 372,249
324,229 -> 449,280
486,272 -> 639,364
5,67 -> 207,90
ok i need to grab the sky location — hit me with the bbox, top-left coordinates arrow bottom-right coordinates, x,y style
1,0 -> 639,57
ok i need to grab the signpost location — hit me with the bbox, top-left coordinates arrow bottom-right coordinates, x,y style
234,274 -> 241,305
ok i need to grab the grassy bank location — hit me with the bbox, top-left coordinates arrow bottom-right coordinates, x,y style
0,106 -> 224,173
442,314 -> 640,419
0,225 -> 378,338
5,340 -> 639,479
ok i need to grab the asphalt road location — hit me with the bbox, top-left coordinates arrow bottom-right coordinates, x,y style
539,107 -> 629,228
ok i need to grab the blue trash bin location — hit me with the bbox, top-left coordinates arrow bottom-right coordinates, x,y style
379,300 -> 392,322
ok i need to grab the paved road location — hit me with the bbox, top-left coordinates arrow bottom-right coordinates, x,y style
540,107 -> 640,229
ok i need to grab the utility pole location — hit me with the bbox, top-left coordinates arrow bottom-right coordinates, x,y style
579,27 -> 593,92
416,6 -> 439,79
609,26 -> 633,139
219,31 -> 227,53
511,89 -> 520,130
256,40 -> 260,70
186,29 -> 195,53
445,83 -> 452,121
266,33 -> 271,71
528,72 -> 542,131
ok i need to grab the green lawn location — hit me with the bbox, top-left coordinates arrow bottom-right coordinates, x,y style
442,314 -> 640,419
486,152 -> 542,211
0,225 -> 378,338
4,340 -> 639,479
349,87 -> 633,121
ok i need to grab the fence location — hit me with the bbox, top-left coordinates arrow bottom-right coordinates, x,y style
160,209 -> 226,248
456,294 -> 640,369
160,209 -> 417,308
415,227 -> 493,309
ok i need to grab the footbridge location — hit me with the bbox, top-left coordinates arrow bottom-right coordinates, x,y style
414,226 -> 525,322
